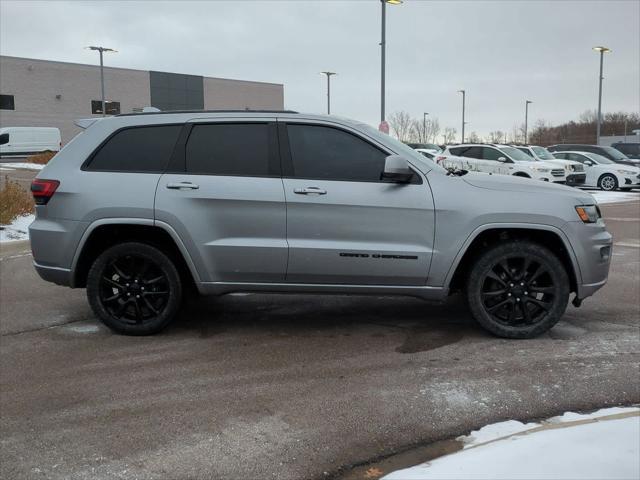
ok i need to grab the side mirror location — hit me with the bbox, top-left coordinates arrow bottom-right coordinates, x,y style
583,160 -> 594,166
381,155 -> 414,183
497,156 -> 507,162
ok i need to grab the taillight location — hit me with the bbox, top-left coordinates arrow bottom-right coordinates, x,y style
31,179 -> 60,205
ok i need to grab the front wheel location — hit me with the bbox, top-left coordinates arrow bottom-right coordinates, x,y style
598,174 -> 618,191
87,242 -> 182,335
466,241 -> 570,339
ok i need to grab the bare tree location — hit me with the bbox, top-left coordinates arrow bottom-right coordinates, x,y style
442,127 -> 457,144
488,130 -> 505,143
466,131 -> 480,143
426,118 -> 441,143
388,111 -> 412,142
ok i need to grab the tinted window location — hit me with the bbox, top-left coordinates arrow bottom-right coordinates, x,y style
459,146 -> 483,159
449,147 -> 465,156
87,125 -> 181,172
186,123 -> 270,176
482,147 -> 503,161
0,133 -> 8,145
0,94 -> 15,110
287,124 -> 387,182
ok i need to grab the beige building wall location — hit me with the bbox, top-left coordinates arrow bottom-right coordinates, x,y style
203,77 -> 284,111
0,56 -> 151,143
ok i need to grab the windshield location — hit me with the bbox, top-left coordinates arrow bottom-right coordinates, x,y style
584,152 -> 615,164
599,146 -> 629,160
358,123 -> 448,173
531,146 -> 556,160
500,146 -> 534,162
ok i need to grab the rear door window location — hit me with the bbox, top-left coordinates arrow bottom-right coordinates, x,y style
87,125 -> 182,172
459,146 -> 483,159
185,123 -> 274,176
482,147 -> 503,161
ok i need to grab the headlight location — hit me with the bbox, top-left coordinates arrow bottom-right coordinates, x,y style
617,169 -> 635,175
575,205 -> 601,223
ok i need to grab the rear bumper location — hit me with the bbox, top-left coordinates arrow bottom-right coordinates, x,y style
34,261 -> 72,287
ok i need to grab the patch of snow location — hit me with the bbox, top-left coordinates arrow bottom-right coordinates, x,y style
589,191 -> 639,204
0,214 -> 34,242
383,407 -> 640,480
0,162 -> 45,170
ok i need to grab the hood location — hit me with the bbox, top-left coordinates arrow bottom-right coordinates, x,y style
462,171 -> 594,204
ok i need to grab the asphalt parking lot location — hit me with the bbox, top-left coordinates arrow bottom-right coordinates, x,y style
1,200 -> 639,480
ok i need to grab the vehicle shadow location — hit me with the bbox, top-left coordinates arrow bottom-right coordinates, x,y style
167,292 -> 487,352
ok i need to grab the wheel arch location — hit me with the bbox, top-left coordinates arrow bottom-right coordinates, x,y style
446,224 -> 581,294
71,219 -> 201,290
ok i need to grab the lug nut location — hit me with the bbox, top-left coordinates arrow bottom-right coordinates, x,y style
136,295 -> 140,298
516,298 -> 520,302
127,293 -> 131,296
141,287 -> 145,291
525,291 -> 528,295
508,293 -> 512,297
520,282 -> 524,286
510,283 -> 514,287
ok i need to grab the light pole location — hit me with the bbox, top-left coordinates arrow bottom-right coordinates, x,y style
423,112 -> 429,141
524,100 -> 532,144
593,46 -> 611,145
320,72 -> 336,115
380,0 -> 402,131
458,89 -> 466,143
87,46 -> 116,117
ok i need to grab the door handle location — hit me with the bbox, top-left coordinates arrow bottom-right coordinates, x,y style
166,182 -> 199,190
294,187 -> 327,195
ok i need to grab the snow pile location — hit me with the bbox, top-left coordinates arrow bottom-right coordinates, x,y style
383,407 -> 640,480
0,162 -> 45,170
590,191 -> 639,204
0,214 -> 34,242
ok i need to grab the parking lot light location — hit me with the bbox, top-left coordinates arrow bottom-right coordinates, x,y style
525,100 -> 532,144
380,0 -> 402,128
458,90 -> 466,143
592,46 -> 611,145
320,72 -> 336,115
86,46 -> 117,117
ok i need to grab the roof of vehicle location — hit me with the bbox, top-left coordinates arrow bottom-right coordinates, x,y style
116,109 -> 299,117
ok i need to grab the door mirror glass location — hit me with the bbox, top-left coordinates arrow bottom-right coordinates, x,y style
0,133 -> 8,145
583,160 -> 594,166
381,155 -> 414,183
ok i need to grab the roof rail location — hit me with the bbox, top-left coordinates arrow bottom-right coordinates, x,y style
116,109 -> 298,117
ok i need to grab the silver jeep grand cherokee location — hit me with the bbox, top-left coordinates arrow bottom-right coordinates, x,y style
30,111 -> 612,338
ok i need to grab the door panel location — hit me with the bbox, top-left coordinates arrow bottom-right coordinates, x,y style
283,178 -> 434,285
154,119 -> 287,284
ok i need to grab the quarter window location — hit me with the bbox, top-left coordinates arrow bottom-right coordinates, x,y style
459,146 -> 483,159
286,124 -> 387,182
91,100 -> 121,115
186,123 -> 271,176
0,94 -> 15,110
86,125 -> 181,172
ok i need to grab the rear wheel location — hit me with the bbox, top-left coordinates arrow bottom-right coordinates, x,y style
87,242 -> 182,335
598,174 -> 618,191
466,241 -> 570,339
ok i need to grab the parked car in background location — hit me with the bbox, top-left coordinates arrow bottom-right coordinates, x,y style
407,142 -> 441,153
611,142 -> 640,160
552,151 -> 640,191
547,144 -> 640,167
439,144 -> 567,183
0,127 -> 61,157
29,110 -> 611,339
415,148 -> 437,160
515,145 -> 585,186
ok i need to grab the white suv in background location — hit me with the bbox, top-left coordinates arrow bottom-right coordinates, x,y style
438,144 -> 567,183
515,145 -> 586,187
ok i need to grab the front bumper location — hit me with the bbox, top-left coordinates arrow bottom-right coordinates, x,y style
566,173 -> 586,186
565,220 -> 613,300
621,173 -> 640,187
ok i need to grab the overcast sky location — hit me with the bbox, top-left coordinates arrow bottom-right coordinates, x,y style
1,0 -> 638,138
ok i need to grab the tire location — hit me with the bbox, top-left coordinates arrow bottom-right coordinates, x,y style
87,242 -> 182,335
466,241 -> 570,339
598,174 -> 618,191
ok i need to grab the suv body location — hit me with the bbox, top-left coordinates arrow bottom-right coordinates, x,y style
439,144 -> 568,183
30,111 -> 612,338
514,145 -> 586,186
611,142 -> 640,160
548,144 -> 640,167
553,151 -> 640,191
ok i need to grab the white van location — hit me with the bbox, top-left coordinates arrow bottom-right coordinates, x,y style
0,127 -> 61,157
